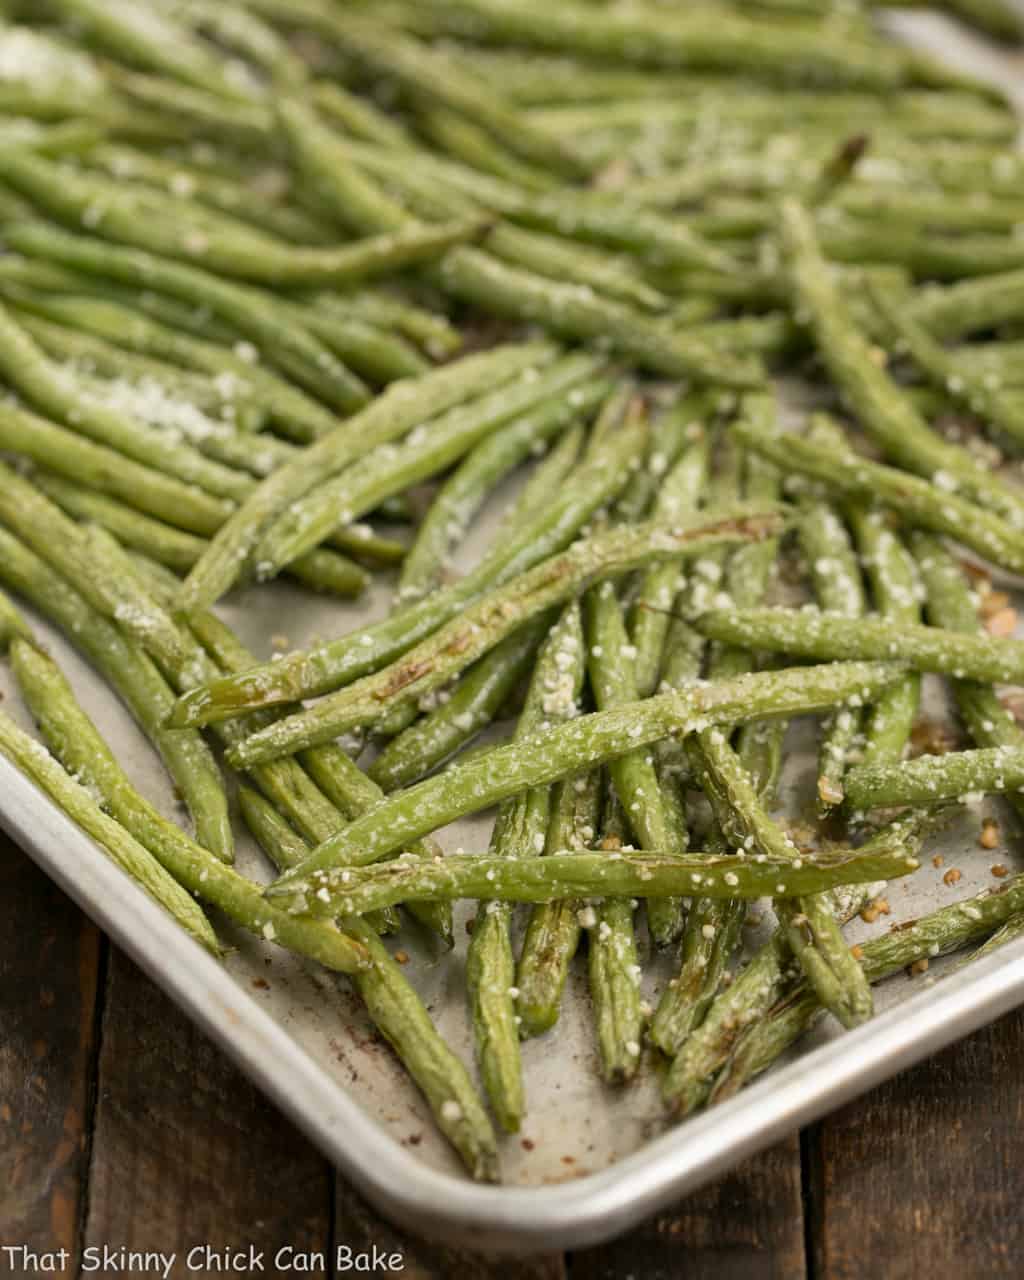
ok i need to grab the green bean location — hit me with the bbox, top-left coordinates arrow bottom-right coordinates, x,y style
0,527 -> 231,861
223,509 -> 786,766
250,354 -> 607,582
390,0 -> 906,88
30,470 -> 369,598
77,144 -> 333,245
112,552 -> 396,936
586,580 -> 691,948
173,0 -> 310,89
0,589 -> 32,654
171,409 -> 644,726
651,421 -> 784,1051
838,187 -> 1024,236
273,115 -> 763,386
369,618 -> 549,792
276,841 -> 921,921
796,495 -> 867,812
648,830 -> 745,1059
911,534 -> 1024,827
516,768 -> 602,1038
312,135 -> 675,312
630,422 -> 713,698
313,290 -> 461,360
6,223 -> 370,413
661,817 -> 930,1112
1,149 -> 492,287
259,2 -> 590,179
694,605 -> 1024,686
960,914 -> 1024,967
47,0 -> 259,101
0,398 -> 236,537
846,746 -> 1024,810
136,588 -> 449,946
397,398 -> 585,602
175,340 -> 554,612
290,308 -> 429,385
821,221 -> 1024,282
239,785 -> 496,1179
109,67 -> 271,142
733,417 -> 1024,573
0,299 -> 256,502
11,308 -> 268,431
417,106 -> 559,193
0,695 -> 221,956
528,91 -> 1015,148
689,729 -> 874,1028
872,285 -> 1024,449
905,269 -> 1024,341
848,505 -> 921,769
468,602 -> 582,1129
586,788 -> 645,1084
267,660 -> 905,896
490,422 -> 585,545
711,873 -> 1024,1105
2,641 -> 370,973
778,198 -> 1024,531
311,81 -> 415,149
8,290 -> 341,443
344,135 -> 740,276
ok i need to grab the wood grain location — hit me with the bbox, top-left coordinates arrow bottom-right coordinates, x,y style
807,1008 -> 1024,1280
0,831 -> 102,1268
82,947 -> 333,1279
568,1136 -> 806,1280
333,1181 -> 566,1280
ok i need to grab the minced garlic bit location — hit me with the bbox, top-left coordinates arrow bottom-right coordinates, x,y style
991,863 -> 1009,879
943,867 -> 963,887
979,818 -> 1001,850
909,959 -> 930,976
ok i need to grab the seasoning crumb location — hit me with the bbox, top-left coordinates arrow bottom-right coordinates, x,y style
932,854 -> 945,869
251,978 -> 270,990
943,867 -> 963,887
561,1155 -> 575,1166
394,949 -> 410,965
980,818 -> 1000,850
850,944 -> 864,961
859,897 -> 890,924
991,863 -> 1009,878
817,774 -> 844,808
465,916 -> 476,935
521,1138 -> 535,1151
909,959 -> 930,976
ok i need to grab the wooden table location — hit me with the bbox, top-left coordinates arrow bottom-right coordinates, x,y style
4,828 -> 1023,1280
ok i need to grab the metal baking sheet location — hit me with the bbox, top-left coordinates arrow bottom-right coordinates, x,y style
4,10 -> 1024,1255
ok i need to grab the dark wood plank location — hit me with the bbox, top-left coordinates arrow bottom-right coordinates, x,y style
568,1136 -> 806,1280
808,1007 -> 1024,1280
83,947 -> 333,1279
333,1180 -> 567,1280
0,830 -> 102,1270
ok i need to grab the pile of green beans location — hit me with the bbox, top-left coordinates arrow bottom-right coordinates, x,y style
1,0 -> 1024,1183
